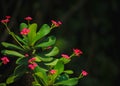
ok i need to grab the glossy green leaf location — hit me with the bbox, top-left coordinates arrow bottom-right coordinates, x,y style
32,81 -> 41,86
15,34 -> 27,45
32,24 -> 51,44
64,70 -> 74,74
45,46 -> 59,57
28,23 -> 37,45
20,23 -> 28,31
54,61 -> 64,75
14,65 -> 28,76
34,66 -> 48,85
36,55 -> 53,62
54,78 -> 78,85
1,42 -> 23,51
56,73 -> 69,82
35,36 -> 56,48
45,59 -> 59,66
35,72 -> 48,85
1,50 -> 24,58
16,57 -> 28,64
34,56 -> 42,62
60,57 -> 71,64
6,75 -> 17,84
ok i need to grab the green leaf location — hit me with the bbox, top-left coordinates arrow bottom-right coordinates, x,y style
16,57 -> 28,64
64,70 -> 74,74
56,73 -> 69,83
20,23 -> 28,31
15,35 -> 27,45
32,24 -> 51,45
35,72 -> 48,85
28,23 -> 37,45
45,46 -> 59,57
32,81 -> 41,86
54,61 -> 64,75
54,78 -> 78,86
1,42 -> 23,51
6,75 -> 17,84
0,83 -> 6,86
36,55 -> 53,62
45,59 -> 59,66
1,50 -> 25,58
14,65 -> 28,76
60,57 -> 71,64
34,66 -> 48,73
35,36 -> 56,48
34,66 -> 48,85
34,57 -> 42,62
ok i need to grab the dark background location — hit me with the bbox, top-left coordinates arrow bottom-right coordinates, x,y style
0,0 -> 120,86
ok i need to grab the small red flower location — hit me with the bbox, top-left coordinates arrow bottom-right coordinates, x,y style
51,20 -> 62,27
28,57 -> 36,63
20,28 -> 30,35
1,19 -> 9,24
24,16 -> 32,21
28,63 -> 37,70
73,48 -> 83,56
1,56 -> 10,64
61,54 -> 70,59
50,69 -> 57,74
24,54 -> 29,57
81,70 -> 88,76
6,16 -> 11,19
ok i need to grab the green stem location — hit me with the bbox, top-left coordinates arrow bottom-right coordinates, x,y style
5,24 -> 25,50
28,21 -> 30,27
0,62 -> 2,66
32,74 -> 42,86
33,74 -> 47,86
11,32 -> 26,49
70,53 -> 75,58
78,73 -> 83,79
5,24 -> 11,33
32,49 -> 36,55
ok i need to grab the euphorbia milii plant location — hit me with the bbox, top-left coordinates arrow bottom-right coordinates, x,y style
0,16 -> 88,86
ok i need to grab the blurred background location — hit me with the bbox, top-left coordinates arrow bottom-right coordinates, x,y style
0,0 -> 119,86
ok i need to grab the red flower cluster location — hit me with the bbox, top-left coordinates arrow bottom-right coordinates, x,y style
61,54 -> 70,59
81,70 -> 88,76
28,63 -> 37,70
20,28 -> 30,35
73,48 -> 83,56
28,57 -> 37,70
1,16 -> 11,24
50,69 -> 57,74
28,57 -> 36,63
24,16 -> 32,21
6,16 -> 11,19
51,20 -> 62,27
1,56 -> 10,64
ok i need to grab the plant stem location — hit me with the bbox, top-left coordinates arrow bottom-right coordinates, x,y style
78,73 -> 83,79
5,24 -> 25,49
32,74 -> 42,86
70,53 -> 75,58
